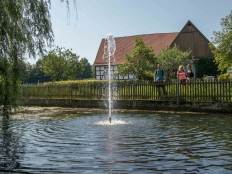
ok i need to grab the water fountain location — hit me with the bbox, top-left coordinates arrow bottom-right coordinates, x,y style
2,36 -> 231,174
102,34 -> 116,123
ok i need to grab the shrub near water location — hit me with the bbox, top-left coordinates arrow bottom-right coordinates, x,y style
24,80 -> 143,100
23,80 -> 111,99
42,80 -> 107,99
44,79 -> 107,86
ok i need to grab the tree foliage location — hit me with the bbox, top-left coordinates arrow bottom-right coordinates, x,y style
26,60 -> 51,84
77,58 -> 93,79
0,0 -> 54,59
118,37 -> 156,80
0,0 -> 54,113
0,0 -> 77,114
41,47 -> 83,81
17,59 -> 31,82
210,10 -> 232,72
195,57 -> 220,78
155,44 -> 192,79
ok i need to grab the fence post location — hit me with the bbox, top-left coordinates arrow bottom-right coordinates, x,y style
176,80 -> 179,105
133,81 -> 136,101
229,79 -> 231,101
97,83 -> 100,100
46,85 -> 48,105
26,83 -> 28,99
69,85 -> 72,106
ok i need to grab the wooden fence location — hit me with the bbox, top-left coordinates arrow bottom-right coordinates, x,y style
22,79 -> 232,102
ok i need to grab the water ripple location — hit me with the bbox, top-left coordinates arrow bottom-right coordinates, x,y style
1,113 -> 232,173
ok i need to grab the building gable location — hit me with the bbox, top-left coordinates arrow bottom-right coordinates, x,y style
170,20 -> 214,58
93,20 -> 214,80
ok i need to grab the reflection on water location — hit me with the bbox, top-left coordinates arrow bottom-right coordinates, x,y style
0,116 -> 26,172
93,118 -> 132,126
1,112 -> 232,173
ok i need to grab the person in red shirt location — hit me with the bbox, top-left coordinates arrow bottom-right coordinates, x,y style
177,65 -> 187,84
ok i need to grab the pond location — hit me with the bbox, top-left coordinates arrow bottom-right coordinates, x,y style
1,109 -> 232,173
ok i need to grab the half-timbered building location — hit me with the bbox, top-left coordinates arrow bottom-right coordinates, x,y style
93,20 -> 214,80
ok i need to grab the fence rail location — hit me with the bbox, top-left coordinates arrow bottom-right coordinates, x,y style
22,79 -> 232,102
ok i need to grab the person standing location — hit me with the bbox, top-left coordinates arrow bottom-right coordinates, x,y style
187,64 -> 195,81
177,65 -> 187,84
154,64 -> 167,97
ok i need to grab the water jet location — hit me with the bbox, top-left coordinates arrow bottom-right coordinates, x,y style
103,34 -> 116,123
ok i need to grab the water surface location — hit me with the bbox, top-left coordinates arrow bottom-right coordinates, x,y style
1,111 -> 232,173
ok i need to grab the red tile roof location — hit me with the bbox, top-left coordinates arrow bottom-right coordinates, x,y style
94,32 -> 179,66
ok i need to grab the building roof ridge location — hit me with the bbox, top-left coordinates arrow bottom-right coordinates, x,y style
108,32 -> 179,39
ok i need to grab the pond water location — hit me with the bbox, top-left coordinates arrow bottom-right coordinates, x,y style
1,111 -> 232,173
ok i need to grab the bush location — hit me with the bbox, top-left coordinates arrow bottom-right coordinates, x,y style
143,71 -> 154,81
195,57 -> 220,78
218,73 -> 231,80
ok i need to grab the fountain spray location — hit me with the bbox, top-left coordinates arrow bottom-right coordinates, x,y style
103,34 -> 116,123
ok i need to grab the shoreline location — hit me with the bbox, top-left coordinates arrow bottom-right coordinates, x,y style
5,106 -> 219,120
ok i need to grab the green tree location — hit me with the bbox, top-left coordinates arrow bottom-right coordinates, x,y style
92,66 -> 95,79
0,0 -> 77,114
118,37 -> 156,80
195,57 -> 219,78
155,44 -> 192,80
17,59 -> 31,83
210,10 -> 232,72
41,46 -> 83,81
26,59 -> 51,84
77,58 -> 93,79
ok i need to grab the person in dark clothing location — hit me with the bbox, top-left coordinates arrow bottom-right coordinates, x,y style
154,64 -> 167,98
187,64 -> 195,81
